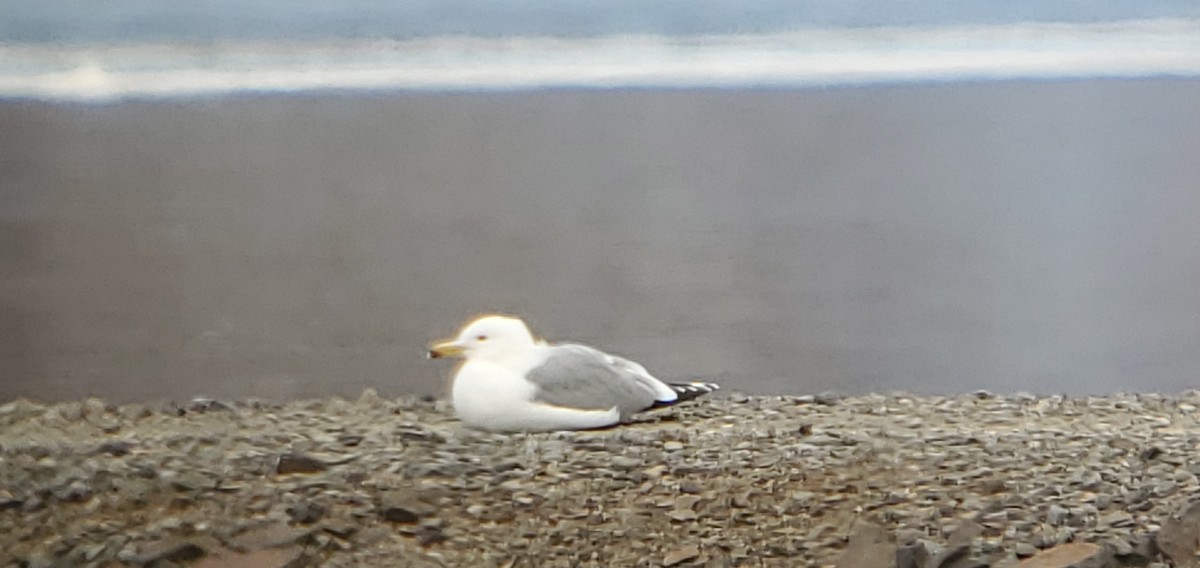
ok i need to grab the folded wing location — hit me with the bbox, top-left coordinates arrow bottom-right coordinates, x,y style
524,343 -> 675,419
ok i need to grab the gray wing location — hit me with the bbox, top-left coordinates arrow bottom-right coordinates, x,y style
524,344 -> 664,419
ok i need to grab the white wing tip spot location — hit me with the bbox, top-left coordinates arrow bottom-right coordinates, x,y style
671,382 -> 720,394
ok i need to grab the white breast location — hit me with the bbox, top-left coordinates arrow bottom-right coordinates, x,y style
451,360 -> 535,424
450,358 -> 621,432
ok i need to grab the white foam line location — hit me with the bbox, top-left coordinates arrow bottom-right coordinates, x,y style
3,19 -> 1200,101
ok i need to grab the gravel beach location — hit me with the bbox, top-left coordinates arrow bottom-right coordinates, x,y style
3,391 -> 1200,567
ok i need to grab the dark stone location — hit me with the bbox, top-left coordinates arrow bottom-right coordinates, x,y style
26,445 -> 51,459
378,487 -> 429,525
814,391 -> 843,406
337,434 -> 364,447
416,526 -> 447,546
1113,534 -> 1157,565
133,541 -> 207,566
186,399 -> 233,413
286,502 -> 327,525
678,481 -> 702,495
54,481 -> 93,503
1139,446 -> 1164,461
380,505 -> 421,524
933,543 -> 972,568
321,523 -> 358,539
896,540 -> 935,568
275,454 -> 328,475
0,491 -> 24,510
97,440 -> 134,456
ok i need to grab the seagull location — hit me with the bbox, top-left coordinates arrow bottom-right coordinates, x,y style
428,314 -> 719,432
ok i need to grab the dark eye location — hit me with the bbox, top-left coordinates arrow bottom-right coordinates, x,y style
477,335 -> 488,341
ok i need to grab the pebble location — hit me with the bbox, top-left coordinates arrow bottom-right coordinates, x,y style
274,453 -> 329,475
377,491 -> 426,525
662,545 -> 701,567
131,541 -> 208,565
1156,500 -> 1200,567
1,391 -> 1199,567
228,522 -> 312,551
193,547 -> 303,568
286,502 -> 327,525
1014,542 -> 1112,567
1047,505 -> 1070,526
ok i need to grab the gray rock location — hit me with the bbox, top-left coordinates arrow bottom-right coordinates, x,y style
193,547 -> 304,568
274,453 -> 328,475
1047,505 -> 1070,526
185,398 -> 234,413
286,502 -> 327,525
1014,543 -> 1039,558
608,456 -> 642,469
131,541 -> 208,566
53,480 -> 94,503
1011,543 -> 1114,568
836,523 -> 895,568
1157,501 -> 1200,568
378,490 -> 429,524
932,519 -> 983,568
228,523 -> 313,552
1115,535 -> 1158,565
663,545 -> 701,567
814,391 -> 844,405
896,540 -> 936,568
0,489 -> 24,510
97,439 -> 134,456
415,524 -> 448,546
321,523 -> 358,539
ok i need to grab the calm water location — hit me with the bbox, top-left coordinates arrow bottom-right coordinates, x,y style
2,81 -> 1200,402
2,2 -> 1200,401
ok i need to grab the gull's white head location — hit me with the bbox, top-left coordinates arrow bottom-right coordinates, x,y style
428,315 -> 538,362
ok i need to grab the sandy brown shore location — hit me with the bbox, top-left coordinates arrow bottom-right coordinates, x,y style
3,391 -> 1200,567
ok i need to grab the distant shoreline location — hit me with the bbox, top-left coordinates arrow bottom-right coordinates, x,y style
4,73 -> 1200,107
4,18 -> 1200,102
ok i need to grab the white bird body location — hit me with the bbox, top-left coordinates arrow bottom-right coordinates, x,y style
451,357 -> 621,431
429,314 -> 719,432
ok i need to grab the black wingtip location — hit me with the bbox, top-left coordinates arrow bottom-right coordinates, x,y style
653,381 -> 720,407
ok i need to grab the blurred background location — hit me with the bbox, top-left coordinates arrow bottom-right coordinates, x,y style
2,1 -> 1200,402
